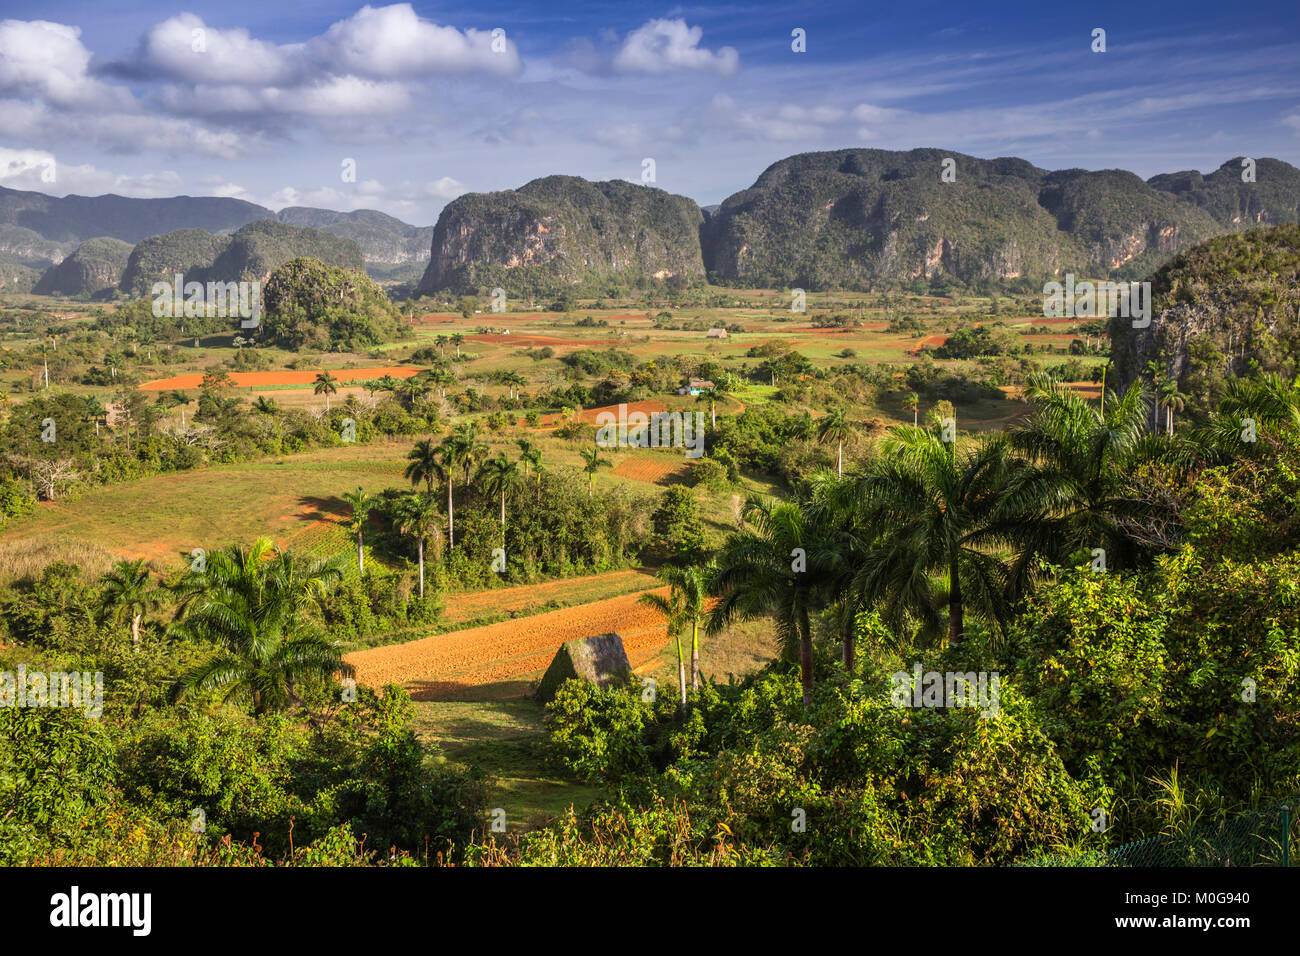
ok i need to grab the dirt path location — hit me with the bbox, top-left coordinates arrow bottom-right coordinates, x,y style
345,588 -> 670,700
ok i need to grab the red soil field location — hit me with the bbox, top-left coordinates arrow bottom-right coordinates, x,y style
138,367 -> 423,391
908,334 -> 949,354
539,399 -> 669,426
344,588 -> 672,699
468,332 -> 624,348
613,454 -> 686,485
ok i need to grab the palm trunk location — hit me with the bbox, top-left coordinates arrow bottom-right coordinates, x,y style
948,555 -> 963,648
417,537 -> 425,598
843,625 -> 855,674
357,533 -> 364,576
500,489 -> 506,527
799,631 -> 814,708
710,401 -> 716,428
690,619 -> 700,690
837,442 -> 842,477
447,480 -> 455,548
676,634 -> 687,709
131,613 -> 141,651
913,409 -> 918,426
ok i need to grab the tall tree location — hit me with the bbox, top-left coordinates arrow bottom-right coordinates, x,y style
169,539 -> 350,715
710,498 -> 837,706
828,420 -> 1016,649
341,486 -> 372,576
478,453 -> 521,531
638,586 -> 689,709
659,565 -> 710,690
394,493 -> 441,599
904,392 -> 920,426
580,446 -> 609,498
817,406 -> 858,477
999,373 -> 1150,586
100,558 -> 162,651
313,371 -> 339,412
1158,379 -> 1188,436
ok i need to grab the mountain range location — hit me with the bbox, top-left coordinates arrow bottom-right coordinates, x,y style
0,186 -> 429,274
6,148 -> 1300,299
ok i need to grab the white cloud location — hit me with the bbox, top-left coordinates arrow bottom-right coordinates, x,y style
612,19 -> 738,76
309,4 -> 521,78
0,19 -> 125,107
0,148 -> 183,196
138,14 -> 292,86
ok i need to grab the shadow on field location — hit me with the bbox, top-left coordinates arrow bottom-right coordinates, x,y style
294,495 -> 347,523
407,678 -> 536,702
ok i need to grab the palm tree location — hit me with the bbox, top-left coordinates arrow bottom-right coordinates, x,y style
100,558 -> 162,651
169,538 -> 350,715
667,566 -> 709,690
451,333 -> 464,358
1158,379 -> 1188,436
998,373 -> 1149,589
1197,372 -> 1300,455
830,420 -> 1017,649
394,493 -> 442,599
341,486 -> 371,576
478,453 -> 521,531
404,438 -> 441,495
501,370 -> 526,400
904,392 -> 920,426
313,371 -> 339,411
638,586 -> 689,709
818,406 -> 858,477
580,446 -> 610,497
710,497 -> 836,706
406,437 -> 454,546
448,422 -> 488,488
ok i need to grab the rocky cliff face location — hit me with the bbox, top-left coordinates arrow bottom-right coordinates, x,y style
276,207 -> 432,265
417,176 -> 705,295
33,237 -> 133,297
1109,224 -> 1300,410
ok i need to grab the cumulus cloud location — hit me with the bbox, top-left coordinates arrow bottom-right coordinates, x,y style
308,4 -> 521,78
612,19 -> 739,76
0,19 -> 126,107
135,13 -> 292,86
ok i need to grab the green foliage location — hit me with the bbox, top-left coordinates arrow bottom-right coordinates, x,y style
262,257 -> 403,351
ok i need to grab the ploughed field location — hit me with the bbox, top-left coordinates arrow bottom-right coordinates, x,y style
345,588 -> 670,700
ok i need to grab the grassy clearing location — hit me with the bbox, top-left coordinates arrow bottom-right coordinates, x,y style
411,697 -> 603,832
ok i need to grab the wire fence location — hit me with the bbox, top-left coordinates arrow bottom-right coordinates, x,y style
1021,802 -> 1293,867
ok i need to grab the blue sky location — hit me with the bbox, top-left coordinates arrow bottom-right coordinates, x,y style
0,1 -> 1297,225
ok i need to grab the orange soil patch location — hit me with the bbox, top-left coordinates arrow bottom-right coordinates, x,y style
999,381 -> 1102,401
345,589 -> 671,699
138,367 -> 422,391
908,334 -> 949,355
539,399 -> 669,426
468,332 -> 623,348
441,569 -> 657,625
613,454 -> 686,486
